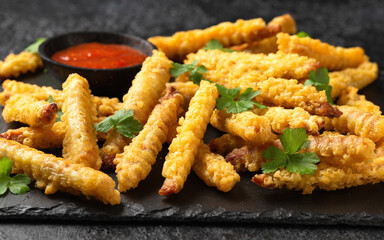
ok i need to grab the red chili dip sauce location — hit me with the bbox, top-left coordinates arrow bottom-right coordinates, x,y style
51,42 -> 147,69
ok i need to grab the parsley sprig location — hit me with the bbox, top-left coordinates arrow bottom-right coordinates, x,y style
95,109 -> 143,138
202,39 -> 234,52
170,60 -> 208,85
296,31 -> 310,38
0,157 -> 31,195
24,38 -> 46,53
47,95 -> 63,122
304,67 -> 333,104
216,84 -> 267,113
261,128 -> 320,175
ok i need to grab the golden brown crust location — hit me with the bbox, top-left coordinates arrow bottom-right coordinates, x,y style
337,86 -> 381,115
209,134 -> 249,156
0,52 -> 43,78
225,145 -> 267,172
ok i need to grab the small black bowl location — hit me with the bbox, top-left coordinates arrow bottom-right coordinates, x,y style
39,32 -> 155,98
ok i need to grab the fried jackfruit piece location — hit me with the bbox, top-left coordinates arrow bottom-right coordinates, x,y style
329,61 -> 378,98
210,110 -> 277,145
62,73 -> 101,170
0,52 -> 43,78
277,33 -> 365,71
225,145 -> 268,172
209,134 -> 249,156
0,138 -> 120,205
2,94 -> 58,128
324,106 -> 384,142
193,143 -> 240,192
159,80 -> 218,195
0,80 -> 121,119
148,18 -> 280,61
114,88 -> 184,192
337,87 -> 381,115
100,50 -> 171,164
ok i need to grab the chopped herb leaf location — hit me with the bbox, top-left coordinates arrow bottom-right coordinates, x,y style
304,67 -> 334,104
24,38 -> 46,53
170,60 -> 207,85
296,31 -> 310,38
0,157 -> 31,196
203,39 -> 234,52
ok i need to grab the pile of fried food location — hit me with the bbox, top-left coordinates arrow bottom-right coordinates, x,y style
0,14 -> 382,205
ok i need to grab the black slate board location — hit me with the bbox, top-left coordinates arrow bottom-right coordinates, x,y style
1,0 -> 384,228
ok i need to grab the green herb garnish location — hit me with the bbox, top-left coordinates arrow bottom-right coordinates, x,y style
304,67 -> 333,104
202,39 -> 234,52
296,31 -> 310,38
170,60 -> 208,85
216,84 -> 267,114
47,95 -> 63,122
0,157 -> 31,195
261,128 -> 320,175
24,38 -> 46,53
95,109 -> 143,138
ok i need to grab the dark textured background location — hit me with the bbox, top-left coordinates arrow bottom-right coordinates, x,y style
1,0 -> 384,239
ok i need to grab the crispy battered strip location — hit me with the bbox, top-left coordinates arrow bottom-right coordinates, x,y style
277,33 -> 365,71
209,134 -> 248,156
160,80 -> 218,195
324,106 -> 384,142
210,110 -> 277,145
0,52 -> 43,78
184,50 -> 319,80
225,145 -> 267,172
337,87 -> 381,114
0,80 -> 121,118
252,157 -> 384,194
375,140 -> 384,158
100,50 -> 172,163
114,88 -> 184,192
166,81 -> 198,115
258,107 -> 324,135
2,94 -> 58,128
148,18 -> 280,61
193,143 -> 240,192
330,61 -> 378,98
268,14 -> 297,35
0,138 -> 120,205
62,73 -> 101,169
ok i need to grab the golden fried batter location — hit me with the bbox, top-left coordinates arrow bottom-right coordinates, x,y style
0,52 -> 43,78
148,18 -> 280,61
193,143 -> 240,192
62,73 -> 101,169
277,32 -> 365,71
208,134 -> 249,156
2,94 -> 58,128
337,87 -> 381,115
225,145 -> 267,172
0,138 -> 120,205
114,88 -> 183,192
160,80 -> 218,195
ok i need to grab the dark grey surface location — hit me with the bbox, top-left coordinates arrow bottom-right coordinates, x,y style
1,0 -> 384,238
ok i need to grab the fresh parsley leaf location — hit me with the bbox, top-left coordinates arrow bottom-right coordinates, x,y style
94,109 -> 143,138
170,62 -> 195,78
296,31 -> 310,38
24,38 -> 46,53
304,68 -> 334,104
0,157 -> 12,177
261,128 -> 320,175
46,95 -> 54,103
9,174 -> 31,194
0,176 -> 10,195
46,96 -> 63,122
170,60 -> 207,85
203,39 -> 234,52
0,157 -> 31,196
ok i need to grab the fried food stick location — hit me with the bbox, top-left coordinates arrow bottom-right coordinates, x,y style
166,81 -> 199,115
159,80 -> 218,195
114,88 -> 184,192
324,106 -> 384,142
62,73 -> 101,170
277,33 -> 365,71
193,143 -> 240,192
2,94 -> 58,128
100,50 -> 172,164
148,18 -> 280,61
209,134 -> 248,156
210,110 -> 277,145
337,87 -> 381,115
0,52 -> 43,78
0,138 -> 120,205
225,145 -> 268,172
329,61 -> 378,98
0,80 -> 122,118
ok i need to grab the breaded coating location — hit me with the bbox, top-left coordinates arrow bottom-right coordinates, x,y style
324,106 -> 384,142
225,145 -> 267,172
193,143 -> 240,192
210,110 -> 277,145
277,33 -> 365,71
0,52 -> 43,78
338,87 -> 381,115
166,81 -> 198,115
0,80 -> 121,119
209,134 -> 248,156
375,140 -> 384,158
184,50 -> 319,80
259,107 -> 324,135
268,14 -> 297,35
160,80 -> 218,195
114,88 -> 184,192
2,94 -> 58,128
148,18 -> 280,61
0,138 -> 120,205
100,50 -> 172,163
252,157 -> 384,194
329,61 -> 379,98
62,73 -> 101,169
